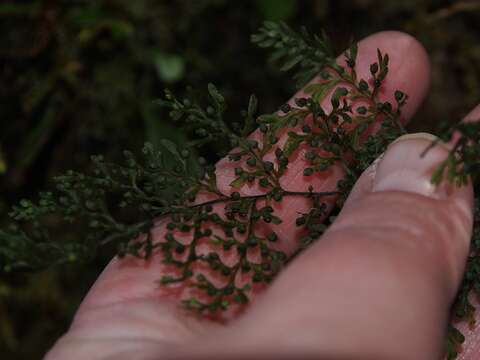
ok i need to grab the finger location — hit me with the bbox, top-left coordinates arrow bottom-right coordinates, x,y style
203,133 -> 473,359
215,30 -> 431,254
72,32 -> 430,323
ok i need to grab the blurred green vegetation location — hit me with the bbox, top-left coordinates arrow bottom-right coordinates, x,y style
1,0 -> 480,358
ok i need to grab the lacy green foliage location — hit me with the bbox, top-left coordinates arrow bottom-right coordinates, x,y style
0,21 -> 407,315
251,20 -> 334,87
431,122 -> 480,186
1,142 -> 203,272
0,18 -> 476,359
156,84 -> 242,150
3,2 -> 480,359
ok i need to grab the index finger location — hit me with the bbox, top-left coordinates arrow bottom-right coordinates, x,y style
76,30 -> 431,318
215,30 -> 431,254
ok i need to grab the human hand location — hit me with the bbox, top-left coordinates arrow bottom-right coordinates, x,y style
46,31 -> 479,360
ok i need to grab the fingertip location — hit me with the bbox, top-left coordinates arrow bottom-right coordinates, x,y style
355,30 -> 431,123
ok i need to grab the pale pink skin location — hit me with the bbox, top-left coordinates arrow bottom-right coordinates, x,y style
45,31 -> 480,360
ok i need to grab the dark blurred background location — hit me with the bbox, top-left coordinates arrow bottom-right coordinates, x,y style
1,0 -> 480,358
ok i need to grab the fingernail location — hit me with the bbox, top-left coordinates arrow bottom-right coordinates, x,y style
372,133 -> 453,199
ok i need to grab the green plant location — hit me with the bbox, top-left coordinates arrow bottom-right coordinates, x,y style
0,20 -> 478,358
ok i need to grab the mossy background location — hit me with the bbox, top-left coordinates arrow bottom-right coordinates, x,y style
1,0 -> 479,358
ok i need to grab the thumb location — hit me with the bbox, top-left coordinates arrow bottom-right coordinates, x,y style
197,133 -> 474,360
324,133 -> 474,358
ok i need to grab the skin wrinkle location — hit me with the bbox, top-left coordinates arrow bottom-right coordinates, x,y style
72,306 -> 195,342
58,300 -> 218,360
451,192 -> 475,243
67,334 -> 171,344
53,337 -> 167,360
72,317 -> 181,342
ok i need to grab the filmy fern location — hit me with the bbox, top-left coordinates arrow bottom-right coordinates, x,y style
0,21 -> 478,358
